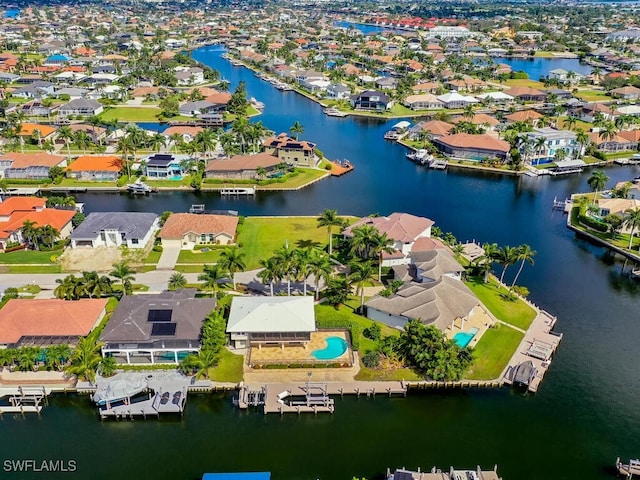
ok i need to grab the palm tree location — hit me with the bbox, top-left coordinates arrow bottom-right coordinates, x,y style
54,275 -> 82,300
66,335 -> 103,383
57,125 -> 74,158
194,128 -> 217,159
18,347 -> 39,372
168,272 -> 187,290
21,219 -> 39,250
169,133 -> 183,154
349,224 -> 379,259
198,264 -> 225,297
73,130 -> 92,154
370,231 -> 395,280
258,257 -> 280,296
294,247 -> 314,295
116,135 -> 135,178
565,115 -> 578,131
348,260 -> 376,312
511,244 -> 536,288
308,249 -> 333,300
46,344 -> 72,371
110,261 -> 136,294
624,207 -> 640,249
218,247 -> 246,290
496,245 -> 518,285
0,348 -> 17,368
38,224 -> 59,249
98,356 -> 117,377
82,271 -> 112,298
576,129 -> 590,158
587,170 -> 610,202
316,209 -> 344,255
194,349 -> 220,379
289,120 -> 304,140
599,122 -> 618,143
149,132 -> 166,152
274,245 -> 297,295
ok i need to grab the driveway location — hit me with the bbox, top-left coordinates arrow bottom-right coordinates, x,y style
156,246 -> 181,270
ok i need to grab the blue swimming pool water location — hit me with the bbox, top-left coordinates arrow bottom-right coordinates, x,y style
312,336 -> 348,360
453,328 -> 479,348
169,175 -> 183,181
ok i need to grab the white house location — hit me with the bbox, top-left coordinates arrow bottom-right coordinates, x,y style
521,127 -> 583,164
70,212 -> 159,249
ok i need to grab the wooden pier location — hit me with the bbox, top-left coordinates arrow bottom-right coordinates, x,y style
97,385 -> 188,420
330,160 -> 354,176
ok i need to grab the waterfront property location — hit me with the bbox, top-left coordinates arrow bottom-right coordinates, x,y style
263,133 -> 319,168
521,128 -> 582,164
388,465 -> 501,480
433,133 -> 510,162
0,298 -> 108,348
66,155 -> 121,181
204,152 -> 281,179
99,289 -> 216,364
350,90 -> 391,111
144,153 -> 190,179
0,152 -> 66,180
158,213 -> 238,248
70,211 -> 159,249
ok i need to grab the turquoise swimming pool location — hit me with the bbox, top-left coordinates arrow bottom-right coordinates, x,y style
453,327 -> 479,348
312,336 -> 348,360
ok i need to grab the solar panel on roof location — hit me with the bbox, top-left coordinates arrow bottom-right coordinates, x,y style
148,309 -> 173,322
151,323 -> 177,336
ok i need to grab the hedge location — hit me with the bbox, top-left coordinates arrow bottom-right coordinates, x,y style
316,317 -> 361,351
579,214 -> 609,233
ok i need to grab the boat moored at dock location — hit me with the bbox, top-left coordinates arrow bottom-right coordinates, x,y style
126,179 -> 154,195
616,458 -> 640,479
323,107 -> 348,117
220,186 -> 256,196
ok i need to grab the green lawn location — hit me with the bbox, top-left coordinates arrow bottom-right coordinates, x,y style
144,249 -> 163,264
355,364 -> 422,381
258,168 -> 329,190
574,90 -> 612,102
174,264 -> 210,273
177,248 -> 223,264
237,217 -> 329,269
0,249 -> 63,264
99,107 -> 162,122
465,324 -> 524,380
465,277 -> 537,330
3,265 -> 62,273
502,78 -> 545,89
208,349 -> 244,383
557,117 -> 592,132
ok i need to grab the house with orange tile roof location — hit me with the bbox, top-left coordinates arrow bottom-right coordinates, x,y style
263,133 -> 319,168
204,152 -> 281,179
505,109 -> 543,126
67,155 -> 121,181
0,298 -> 108,348
579,103 -> 616,123
162,126 -> 204,143
452,113 -> 500,130
433,133 -> 510,161
0,196 -> 75,250
158,213 -> 239,249
409,120 -> 454,139
0,152 -> 66,179
17,123 -> 57,140
587,131 -> 636,153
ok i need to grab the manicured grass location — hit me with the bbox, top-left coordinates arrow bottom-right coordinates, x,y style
0,249 -> 63,264
208,349 -> 244,383
237,217 -> 329,269
99,107 -> 162,122
4,265 -> 62,273
465,324 -> 524,380
143,249 -> 162,264
112,283 -> 149,293
177,248 -> 223,264
174,264 -> 208,273
574,90 -> 612,102
605,151 -> 635,159
556,117 -> 592,132
355,364 -> 422,381
57,178 -> 117,187
569,207 -> 640,250
465,277 -> 536,330
17,284 -> 42,294
502,78 -> 545,89
533,51 -> 556,58
258,168 -> 329,190
145,177 -> 193,188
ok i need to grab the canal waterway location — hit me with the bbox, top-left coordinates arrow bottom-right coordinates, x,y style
3,46 -> 640,480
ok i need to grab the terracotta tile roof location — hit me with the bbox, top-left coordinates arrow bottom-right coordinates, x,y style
419,120 -> 454,136
158,213 -> 239,239
0,197 -> 45,216
205,92 -> 232,104
67,155 -> 121,172
618,130 -> 640,142
0,208 -> 75,239
505,110 -> 543,122
412,82 -> 439,92
436,133 -> 510,153
263,133 -> 315,152
411,236 -> 448,252
343,212 -> 434,243
504,86 -> 546,97
163,126 -> 204,136
0,298 -> 108,344
205,152 -> 280,172
18,123 -> 57,137
131,86 -> 162,97
0,152 -> 66,168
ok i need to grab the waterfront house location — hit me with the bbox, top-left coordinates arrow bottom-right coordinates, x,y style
175,66 -> 205,86
178,100 -> 218,117
0,152 -> 66,180
403,94 -> 444,111
70,212 -> 159,249
392,248 -> 466,284
610,86 -> 640,100
433,133 -> 510,161
522,128 -> 583,164
342,212 -> 434,266
579,103 -> 615,123
325,83 -> 351,100
158,213 -> 239,248
597,198 -> 640,231
68,124 -> 108,144
57,98 -> 103,117
204,152 -> 280,179
66,155 -> 121,181
504,109 -> 543,126
19,100 -> 54,118
412,82 -> 439,94
436,91 -> 478,109
452,113 -> 500,130
99,289 -> 216,365
0,298 -> 108,348
548,68 -> 584,84
162,126 -> 203,144
365,276 -> 479,332
476,91 -> 515,104
504,86 -> 546,103
144,153 -> 189,178
226,296 -> 315,349
350,90 -> 391,111
587,131 -> 636,152
0,197 -> 75,250
408,120 -> 454,140
262,133 -> 318,168
16,123 -> 57,142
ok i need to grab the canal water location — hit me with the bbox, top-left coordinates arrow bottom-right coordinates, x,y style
4,46 -> 640,480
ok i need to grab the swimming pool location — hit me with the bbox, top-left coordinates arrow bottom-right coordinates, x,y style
312,336 -> 348,360
453,327 -> 479,348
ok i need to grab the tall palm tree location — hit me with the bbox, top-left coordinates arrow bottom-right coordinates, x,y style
316,209 -> 344,255
349,224 -> 379,259
274,245 -> 297,295
110,261 -> 136,294
576,129 -> 590,157
38,224 -> 59,249
293,247 -> 314,295
54,275 -> 82,300
169,133 -> 183,154
168,272 -> 187,290
308,249 -> 333,300
218,247 -> 246,290
510,244 -> 536,288
348,260 -> 376,312
116,135 -> 135,178
149,132 -> 166,152
47,344 -> 71,371
57,125 -> 74,158
21,219 -> 39,250
198,264 -> 225,297
82,271 -> 112,298
497,245 -> 518,285
289,120 -> 304,140
258,257 -> 280,296
194,128 -> 217,159
66,335 -> 103,383
73,130 -> 92,154
370,231 -> 395,280
587,170 -> 610,202
599,121 -> 618,143
565,115 -> 578,131
624,207 -> 640,249
18,347 -> 39,372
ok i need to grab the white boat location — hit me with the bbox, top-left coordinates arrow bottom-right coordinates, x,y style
127,180 -> 152,194
220,186 -> 256,196
250,97 -> 265,110
324,107 -> 348,117
384,120 -> 411,141
93,380 -> 147,406
406,149 -> 433,165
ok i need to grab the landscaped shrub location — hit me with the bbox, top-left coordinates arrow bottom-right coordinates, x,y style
152,245 -> 163,252
363,323 -> 381,341
579,214 -> 609,233
362,351 -> 381,369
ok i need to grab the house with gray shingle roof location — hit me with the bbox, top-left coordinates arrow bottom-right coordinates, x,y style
71,212 -> 159,249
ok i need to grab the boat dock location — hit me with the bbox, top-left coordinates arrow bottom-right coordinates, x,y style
429,159 -> 448,170
388,465 -> 501,480
235,380 -> 407,414
552,196 -> 573,213
220,186 -> 256,196
330,159 -> 354,176
616,457 -> 640,479
0,386 -> 49,414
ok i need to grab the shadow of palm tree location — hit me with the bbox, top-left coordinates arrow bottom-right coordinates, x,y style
296,239 -> 322,249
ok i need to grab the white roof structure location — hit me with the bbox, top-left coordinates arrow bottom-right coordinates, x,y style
477,91 -> 514,101
227,296 -> 316,333
436,91 -> 479,104
615,105 -> 640,115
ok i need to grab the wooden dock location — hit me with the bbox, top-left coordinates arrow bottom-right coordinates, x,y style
330,160 -> 354,176
0,386 -> 48,415
236,381 -> 407,414
617,457 -> 640,479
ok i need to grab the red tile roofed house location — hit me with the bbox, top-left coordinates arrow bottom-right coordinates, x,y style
587,132 -> 636,152
504,86 -> 547,102
205,91 -> 232,108
158,213 -> 239,249
412,82 -> 439,94
263,133 -> 319,168
162,125 -> 204,143
505,109 -> 543,126
17,123 -> 57,140
67,155 -> 121,181
433,133 -> 510,162
204,152 -> 281,179
0,298 -> 108,348
342,212 -> 435,266
410,120 -> 454,139
618,130 -> 640,144
0,197 -> 75,250
0,152 -> 66,179
580,103 -> 616,123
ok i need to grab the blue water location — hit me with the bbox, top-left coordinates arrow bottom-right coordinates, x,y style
137,122 -> 167,132
334,20 -> 407,35
489,57 -> 592,81
453,327 -> 479,348
4,8 -> 20,18
312,336 -> 348,360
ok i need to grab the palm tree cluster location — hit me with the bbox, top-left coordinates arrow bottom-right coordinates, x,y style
470,243 -> 536,290
0,344 -> 72,373
66,333 -> 106,383
54,272 -> 113,300
20,220 -> 60,250
179,310 -> 227,379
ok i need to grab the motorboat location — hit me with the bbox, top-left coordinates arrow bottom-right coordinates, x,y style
324,107 -> 348,117
406,149 -> 433,165
93,380 -> 148,406
126,179 -> 153,195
